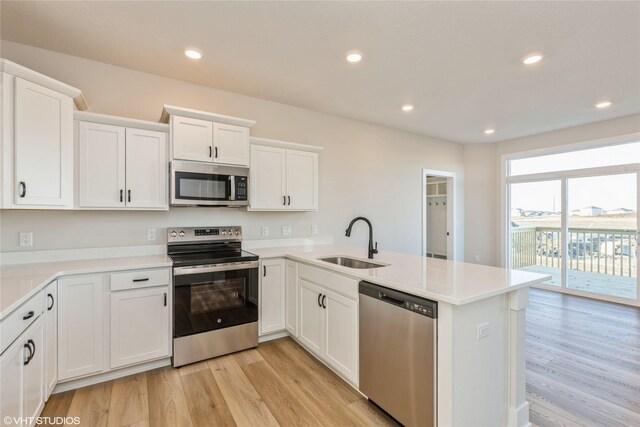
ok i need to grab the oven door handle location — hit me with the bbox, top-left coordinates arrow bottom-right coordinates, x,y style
173,261 -> 259,276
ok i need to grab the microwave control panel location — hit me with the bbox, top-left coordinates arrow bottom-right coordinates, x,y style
234,176 -> 248,200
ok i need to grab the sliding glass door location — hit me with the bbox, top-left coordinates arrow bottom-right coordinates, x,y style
506,141 -> 639,306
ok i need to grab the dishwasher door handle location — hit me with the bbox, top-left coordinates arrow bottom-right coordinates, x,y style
378,292 -> 404,306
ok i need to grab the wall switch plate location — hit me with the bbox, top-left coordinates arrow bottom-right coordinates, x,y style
147,228 -> 156,241
261,226 -> 269,237
477,322 -> 490,340
20,232 -> 33,247
474,255 -> 480,263
282,225 -> 291,236
311,225 -> 318,236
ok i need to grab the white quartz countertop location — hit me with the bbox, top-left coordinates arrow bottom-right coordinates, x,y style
250,244 -> 550,305
0,255 -> 172,320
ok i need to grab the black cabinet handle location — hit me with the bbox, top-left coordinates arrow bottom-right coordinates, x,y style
19,181 -> 26,198
23,311 -> 34,320
263,266 -> 266,277
317,293 -> 322,307
322,295 -> 327,309
283,196 -> 286,206
133,278 -> 149,283
214,147 -> 218,158
24,342 -> 32,365
120,189 -> 123,203
287,196 -> 291,206
209,146 -> 212,158
164,293 -> 167,307
47,294 -> 54,311
128,190 -> 131,202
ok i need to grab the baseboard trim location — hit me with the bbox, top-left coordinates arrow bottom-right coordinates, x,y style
259,330 -> 290,343
52,358 -> 171,394
510,400 -> 531,427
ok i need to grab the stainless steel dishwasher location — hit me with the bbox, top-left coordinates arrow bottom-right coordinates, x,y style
359,281 -> 437,427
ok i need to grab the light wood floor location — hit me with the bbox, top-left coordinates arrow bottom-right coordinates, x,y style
527,288 -> 640,427
41,337 -> 398,427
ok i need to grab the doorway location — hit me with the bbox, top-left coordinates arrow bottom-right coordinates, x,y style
422,169 -> 455,260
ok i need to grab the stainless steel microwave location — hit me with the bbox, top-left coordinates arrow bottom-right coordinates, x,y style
170,161 -> 248,207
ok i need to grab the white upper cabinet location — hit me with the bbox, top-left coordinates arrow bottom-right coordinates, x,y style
76,112 -> 168,210
78,122 -> 126,207
286,149 -> 318,210
250,145 -> 287,209
171,116 -> 212,162
249,137 -> 321,211
162,105 -> 254,167
213,122 -> 249,166
125,128 -> 167,209
1,59 -> 86,209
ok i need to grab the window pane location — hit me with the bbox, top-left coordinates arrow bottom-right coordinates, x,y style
566,173 -> 637,300
510,180 -> 561,286
510,142 -> 640,176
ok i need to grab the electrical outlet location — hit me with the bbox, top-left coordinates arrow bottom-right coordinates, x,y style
282,225 -> 291,236
311,225 -> 318,236
20,232 -> 33,247
474,255 -> 480,263
261,226 -> 269,237
477,322 -> 490,340
147,228 -> 156,241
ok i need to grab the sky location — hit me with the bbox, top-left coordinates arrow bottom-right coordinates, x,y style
510,142 -> 639,212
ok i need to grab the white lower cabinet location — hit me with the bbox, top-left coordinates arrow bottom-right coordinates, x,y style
297,267 -> 359,385
0,314 -> 45,427
58,274 -> 104,381
259,259 -> 286,335
110,286 -> 170,369
285,260 -> 299,337
44,281 -> 57,400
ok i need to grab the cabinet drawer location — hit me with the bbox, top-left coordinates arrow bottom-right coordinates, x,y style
298,264 -> 358,300
110,268 -> 170,291
1,290 -> 45,354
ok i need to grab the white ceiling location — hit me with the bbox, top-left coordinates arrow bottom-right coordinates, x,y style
2,1 -> 639,144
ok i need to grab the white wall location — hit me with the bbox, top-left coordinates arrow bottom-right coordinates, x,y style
464,114 -> 640,266
0,41 -> 465,258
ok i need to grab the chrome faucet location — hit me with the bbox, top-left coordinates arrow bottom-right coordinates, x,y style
345,216 -> 378,259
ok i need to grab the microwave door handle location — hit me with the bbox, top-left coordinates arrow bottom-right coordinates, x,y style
229,176 -> 236,201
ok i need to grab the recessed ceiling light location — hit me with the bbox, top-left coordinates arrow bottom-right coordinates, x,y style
595,100 -> 612,109
346,51 -> 362,63
522,53 -> 543,65
484,129 -> 495,135
401,104 -> 414,112
185,49 -> 202,59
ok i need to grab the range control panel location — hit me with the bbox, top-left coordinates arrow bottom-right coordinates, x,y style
168,226 -> 242,243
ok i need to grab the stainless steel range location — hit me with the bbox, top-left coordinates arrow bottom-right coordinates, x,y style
168,226 -> 259,367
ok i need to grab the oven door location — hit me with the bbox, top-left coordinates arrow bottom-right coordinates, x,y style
170,161 -> 249,207
173,262 -> 258,338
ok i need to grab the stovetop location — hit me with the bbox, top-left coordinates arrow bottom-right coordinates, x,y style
167,226 -> 258,267
168,249 -> 258,267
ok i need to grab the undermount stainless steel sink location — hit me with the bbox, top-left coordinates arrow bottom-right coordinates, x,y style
318,256 -> 388,269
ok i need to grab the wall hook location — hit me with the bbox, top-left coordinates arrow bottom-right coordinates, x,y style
435,202 -> 439,206
443,201 -> 446,205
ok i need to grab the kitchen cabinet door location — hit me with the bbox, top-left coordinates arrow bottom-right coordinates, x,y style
249,145 -> 287,209
125,128 -> 167,209
171,115 -> 212,162
286,149 -> 318,210
298,279 -> 324,356
323,288 -> 358,385
0,331 -> 24,422
285,260 -> 299,337
58,275 -> 104,381
259,259 -> 286,335
213,122 -> 249,166
22,316 -> 45,423
78,121 -> 126,208
44,281 -> 57,400
110,287 -> 170,369
14,77 -> 73,207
